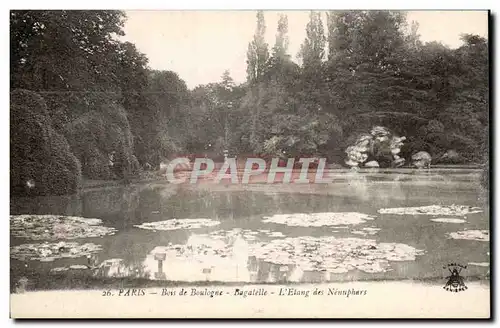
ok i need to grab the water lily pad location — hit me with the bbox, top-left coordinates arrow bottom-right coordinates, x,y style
50,267 -> 70,273
134,218 -> 221,231
378,205 -> 482,216
207,228 -> 286,241
10,215 -> 116,241
352,227 -> 381,236
362,227 -> 381,233
468,262 -> 489,267
208,229 -> 257,242
448,230 -> 489,241
267,231 -> 286,238
430,218 -> 467,223
11,242 -> 102,261
351,231 -> 368,236
249,236 -> 424,273
69,264 -> 90,270
262,212 -> 375,227
49,264 -> 90,274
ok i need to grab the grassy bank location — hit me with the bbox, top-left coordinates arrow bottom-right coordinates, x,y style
11,268 -> 490,293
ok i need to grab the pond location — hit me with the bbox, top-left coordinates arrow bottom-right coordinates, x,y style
10,169 -> 490,289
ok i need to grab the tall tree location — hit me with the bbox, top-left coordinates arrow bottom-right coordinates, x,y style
246,11 -> 270,149
246,11 -> 270,83
297,11 -> 327,111
10,10 -> 126,91
273,14 -> 289,60
147,70 -> 190,162
10,10 -> 141,184
299,11 -> 326,72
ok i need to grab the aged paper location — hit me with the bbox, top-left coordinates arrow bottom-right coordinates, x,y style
10,9 -> 490,319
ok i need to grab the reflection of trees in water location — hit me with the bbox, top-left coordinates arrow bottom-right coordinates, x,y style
16,186 -> 389,227
252,260 -> 309,283
91,257 -> 148,279
79,187 -> 140,229
161,189 -> 275,220
10,193 -> 82,216
121,188 -> 140,227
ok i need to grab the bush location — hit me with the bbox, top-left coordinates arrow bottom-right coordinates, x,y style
63,102 -> 140,180
10,89 -> 82,196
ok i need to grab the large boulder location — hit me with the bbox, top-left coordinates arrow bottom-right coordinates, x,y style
345,126 -> 406,168
411,151 -> 432,169
364,161 -> 380,168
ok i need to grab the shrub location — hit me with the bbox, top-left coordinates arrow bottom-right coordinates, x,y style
63,102 -> 140,180
10,89 -> 82,196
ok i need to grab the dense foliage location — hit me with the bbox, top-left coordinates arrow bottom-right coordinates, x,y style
11,89 -> 82,195
11,10 -> 489,196
185,11 -> 488,165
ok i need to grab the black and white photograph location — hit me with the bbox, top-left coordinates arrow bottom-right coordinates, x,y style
8,8 -> 490,318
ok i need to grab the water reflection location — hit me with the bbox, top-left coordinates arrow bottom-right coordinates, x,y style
11,169 -> 489,285
91,230 -> 423,284
89,233 -> 308,283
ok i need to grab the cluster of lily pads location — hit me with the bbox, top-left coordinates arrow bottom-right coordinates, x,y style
11,202 -> 487,279
205,228 -> 286,242
11,241 -> 102,262
50,258 -> 142,279
430,218 -> 467,223
262,212 -> 375,227
10,214 -> 115,262
250,236 -> 425,273
50,264 -> 91,272
142,231 -> 425,276
378,205 -> 483,216
134,218 -> 221,231
350,227 -> 381,236
447,230 -> 489,242
10,215 -> 117,240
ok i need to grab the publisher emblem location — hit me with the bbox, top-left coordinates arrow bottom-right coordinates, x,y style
443,263 -> 468,292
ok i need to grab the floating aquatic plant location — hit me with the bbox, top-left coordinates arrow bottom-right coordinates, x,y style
134,218 -> 221,231
448,230 -> 489,241
430,218 -> 467,223
205,228 -> 286,242
138,232 -> 424,280
262,212 -> 375,227
351,227 -> 381,236
468,262 -> 489,267
249,236 -> 424,273
11,241 -> 102,262
268,232 -> 286,238
378,205 -> 483,216
10,215 -> 116,241
50,264 -> 90,273
49,258 -> 140,278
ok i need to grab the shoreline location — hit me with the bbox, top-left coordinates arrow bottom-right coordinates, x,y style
10,269 -> 490,293
80,165 -> 484,190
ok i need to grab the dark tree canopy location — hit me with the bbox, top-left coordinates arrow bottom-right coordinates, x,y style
10,10 -> 489,195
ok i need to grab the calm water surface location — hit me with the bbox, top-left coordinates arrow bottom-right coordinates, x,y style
10,169 -> 490,285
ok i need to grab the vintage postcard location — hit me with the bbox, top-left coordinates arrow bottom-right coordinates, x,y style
9,9 -> 490,318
